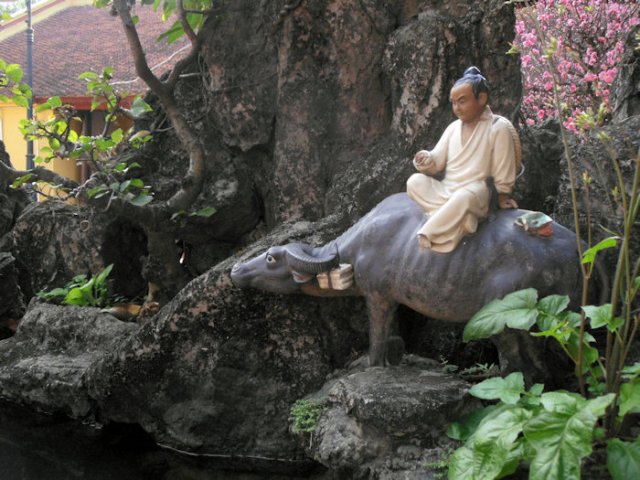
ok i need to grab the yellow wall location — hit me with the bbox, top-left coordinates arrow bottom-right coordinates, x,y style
0,102 -> 81,184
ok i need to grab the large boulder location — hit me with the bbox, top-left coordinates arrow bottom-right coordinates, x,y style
294,357 -> 478,478
0,303 -> 136,418
84,217 -> 368,464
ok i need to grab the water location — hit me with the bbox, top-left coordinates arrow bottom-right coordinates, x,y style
0,402 -> 319,480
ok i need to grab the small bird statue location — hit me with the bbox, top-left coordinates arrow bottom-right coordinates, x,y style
514,212 -> 554,237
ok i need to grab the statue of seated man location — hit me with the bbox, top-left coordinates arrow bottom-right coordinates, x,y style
407,66 -> 520,253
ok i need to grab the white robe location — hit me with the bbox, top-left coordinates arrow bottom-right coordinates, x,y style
407,107 -> 517,252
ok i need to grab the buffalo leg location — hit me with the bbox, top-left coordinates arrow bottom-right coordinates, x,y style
366,295 -> 398,367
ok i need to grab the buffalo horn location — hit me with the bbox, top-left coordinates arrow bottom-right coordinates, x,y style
285,243 -> 339,274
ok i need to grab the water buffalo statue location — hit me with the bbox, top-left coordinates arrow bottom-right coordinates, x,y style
231,193 -> 585,367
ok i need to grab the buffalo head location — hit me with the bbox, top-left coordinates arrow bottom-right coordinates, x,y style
231,243 -> 339,294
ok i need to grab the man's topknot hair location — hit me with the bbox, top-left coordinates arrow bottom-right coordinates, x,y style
454,66 -> 490,99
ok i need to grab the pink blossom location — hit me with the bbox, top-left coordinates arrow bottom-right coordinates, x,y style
598,68 -> 617,84
514,0 -> 638,128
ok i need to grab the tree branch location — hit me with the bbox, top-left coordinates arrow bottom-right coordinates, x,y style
177,0 -> 197,44
113,0 -> 206,214
113,0 -> 166,97
0,160 -> 79,191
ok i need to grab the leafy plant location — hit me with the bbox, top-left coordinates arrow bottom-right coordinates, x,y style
17,67 -> 155,205
448,372 -> 615,480
37,264 -> 114,308
289,399 -> 328,434
446,3 -> 640,477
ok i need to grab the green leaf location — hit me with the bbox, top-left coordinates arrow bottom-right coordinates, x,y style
537,294 -> 570,317
619,380 -> 640,417
48,96 -> 62,109
582,236 -> 618,265
469,372 -> 525,404
158,19 -> 185,44
608,438 -> 640,480
5,63 -> 23,83
128,178 -> 144,188
464,289 -> 538,341
583,304 -> 613,329
473,405 -> 531,446
63,287 -> 87,306
540,391 -> 585,415
129,193 -> 153,206
448,405 -> 497,441
448,446 -> 475,479
119,180 -> 131,192
191,206 -> 217,217
111,128 -> 123,144
35,101 -> 51,113
94,264 -> 113,287
622,363 -> 640,380
87,185 -> 108,198
130,97 -> 153,118
565,332 -> 599,370
525,394 -> 615,480
11,173 -> 34,189
13,95 -> 28,108
78,71 -> 99,80
473,440 -> 509,480
0,93 -> 8,103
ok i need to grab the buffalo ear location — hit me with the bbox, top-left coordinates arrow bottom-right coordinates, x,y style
292,271 -> 314,284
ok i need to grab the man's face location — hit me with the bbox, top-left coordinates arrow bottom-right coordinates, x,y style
449,83 -> 487,124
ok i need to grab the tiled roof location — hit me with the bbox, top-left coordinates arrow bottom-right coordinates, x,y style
0,3 -> 190,99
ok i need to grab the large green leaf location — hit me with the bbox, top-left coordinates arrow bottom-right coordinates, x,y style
583,304 -> 614,330
469,372 -> 525,404
447,405 -> 497,441
619,380 -> 640,417
473,405 -> 531,446
537,294 -> 570,317
524,394 -> 615,480
540,391 -> 585,415
448,446 -> 474,479
607,438 -> 640,480
473,441 -> 509,480
463,289 -> 538,341
467,406 -> 531,479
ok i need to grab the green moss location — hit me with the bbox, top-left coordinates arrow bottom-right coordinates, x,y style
289,399 -> 328,434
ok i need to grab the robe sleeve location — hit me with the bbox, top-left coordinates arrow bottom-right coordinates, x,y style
490,118 -> 517,194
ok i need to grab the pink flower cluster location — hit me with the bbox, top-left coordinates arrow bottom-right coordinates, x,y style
514,0 -> 639,131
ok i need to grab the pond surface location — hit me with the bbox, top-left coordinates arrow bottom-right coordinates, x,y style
0,402 -> 318,480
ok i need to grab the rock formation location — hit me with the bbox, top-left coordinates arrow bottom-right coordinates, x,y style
1,0 -> 637,478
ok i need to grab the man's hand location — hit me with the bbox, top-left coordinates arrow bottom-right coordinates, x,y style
498,193 -> 518,209
413,150 -> 430,166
